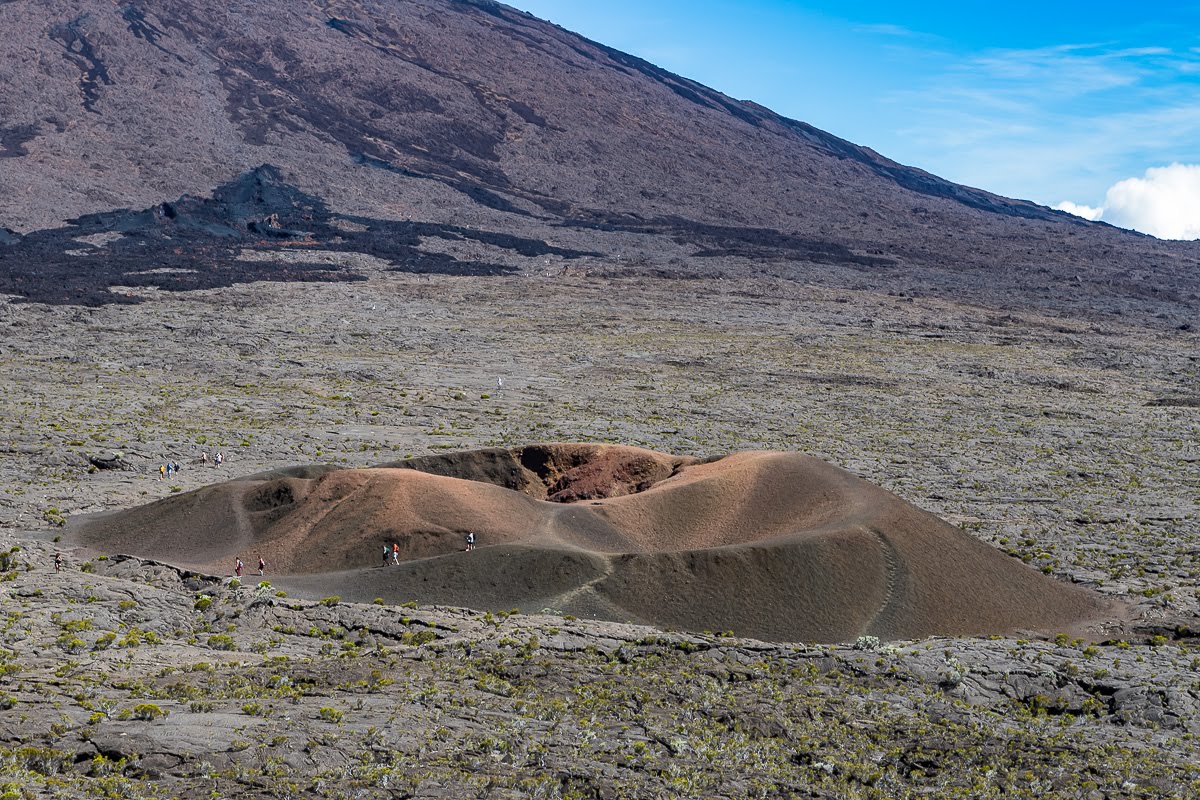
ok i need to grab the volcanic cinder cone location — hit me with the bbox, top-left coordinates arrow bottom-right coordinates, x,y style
69,444 -> 1121,642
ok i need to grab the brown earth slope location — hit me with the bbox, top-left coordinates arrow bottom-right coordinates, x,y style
69,444 -> 1120,642
0,0 -> 1196,316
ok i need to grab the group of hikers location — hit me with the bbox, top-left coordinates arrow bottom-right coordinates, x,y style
158,451 -> 224,480
382,532 -> 476,566
234,556 -> 266,577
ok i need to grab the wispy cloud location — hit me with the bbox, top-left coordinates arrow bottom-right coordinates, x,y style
855,23 -> 922,39
882,41 -> 1200,206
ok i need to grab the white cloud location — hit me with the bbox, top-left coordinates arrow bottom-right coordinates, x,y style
1058,164 -> 1200,240
1102,163 -> 1200,239
1054,201 -> 1102,220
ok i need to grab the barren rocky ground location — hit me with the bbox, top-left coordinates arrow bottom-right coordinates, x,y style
1,1 -> 1199,794
1,252 -> 1198,797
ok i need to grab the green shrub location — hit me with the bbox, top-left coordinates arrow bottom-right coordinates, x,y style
132,703 -> 166,721
58,618 -> 93,633
87,753 -> 126,777
318,707 -> 344,723
320,596 -> 340,607
56,634 -> 86,654
0,548 -> 20,572
400,630 -> 438,646
15,746 -> 68,775
207,634 -> 236,651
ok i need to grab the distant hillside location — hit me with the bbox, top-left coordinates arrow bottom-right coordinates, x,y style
0,0 -> 1196,315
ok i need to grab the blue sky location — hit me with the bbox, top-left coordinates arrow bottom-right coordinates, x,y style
508,1 -> 1200,238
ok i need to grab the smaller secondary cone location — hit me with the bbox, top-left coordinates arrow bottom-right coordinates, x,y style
69,444 -> 1123,643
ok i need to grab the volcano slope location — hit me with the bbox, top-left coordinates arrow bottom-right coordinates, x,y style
70,443 -> 1118,642
2,0 -> 1199,319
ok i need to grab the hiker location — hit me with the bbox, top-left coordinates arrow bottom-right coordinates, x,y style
392,542 -> 400,566
382,544 -> 390,566
159,464 -> 166,480
166,462 -> 174,477
257,556 -> 266,576
215,452 -> 224,467
235,558 -> 244,577
173,461 -> 181,474
200,452 -> 208,464
464,531 -> 476,552
54,552 -> 63,573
